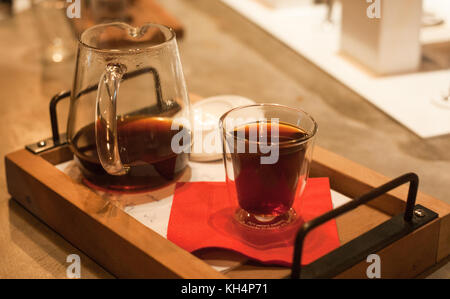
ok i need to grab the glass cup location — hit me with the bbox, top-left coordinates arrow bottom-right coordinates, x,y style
219,104 -> 318,229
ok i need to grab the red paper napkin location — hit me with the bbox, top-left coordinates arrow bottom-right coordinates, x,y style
167,178 -> 340,266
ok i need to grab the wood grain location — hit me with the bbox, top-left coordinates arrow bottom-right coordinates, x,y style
337,220 -> 440,279
6,149 -> 225,278
6,143 -> 450,278
311,146 -> 450,263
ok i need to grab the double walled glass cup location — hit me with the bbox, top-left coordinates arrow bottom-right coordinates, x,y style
219,104 -> 317,229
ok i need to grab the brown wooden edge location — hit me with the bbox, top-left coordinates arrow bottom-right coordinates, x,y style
5,145 -> 450,278
311,146 -> 450,264
5,148 -> 225,279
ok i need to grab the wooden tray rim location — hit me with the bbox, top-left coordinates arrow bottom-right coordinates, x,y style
5,145 -> 450,278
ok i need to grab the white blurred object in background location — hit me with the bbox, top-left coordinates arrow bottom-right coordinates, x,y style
13,0 -> 31,13
340,0 -> 423,75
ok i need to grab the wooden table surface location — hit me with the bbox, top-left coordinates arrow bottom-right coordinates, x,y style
0,0 -> 449,278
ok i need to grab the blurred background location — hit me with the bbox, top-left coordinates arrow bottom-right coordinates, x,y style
0,0 -> 449,278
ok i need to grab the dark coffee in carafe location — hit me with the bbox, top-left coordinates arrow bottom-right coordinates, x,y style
70,116 -> 188,191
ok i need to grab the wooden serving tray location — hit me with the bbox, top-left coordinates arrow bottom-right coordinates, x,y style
5,139 -> 450,278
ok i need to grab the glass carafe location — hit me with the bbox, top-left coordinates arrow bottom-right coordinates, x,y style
67,22 -> 191,191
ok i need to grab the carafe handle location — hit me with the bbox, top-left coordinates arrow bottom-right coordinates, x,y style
95,63 -> 129,175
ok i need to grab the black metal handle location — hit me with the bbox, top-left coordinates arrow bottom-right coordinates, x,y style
48,67 -> 164,144
290,172 -> 438,279
50,90 -> 71,144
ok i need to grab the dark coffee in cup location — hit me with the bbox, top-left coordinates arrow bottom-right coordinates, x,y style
229,121 -> 308,216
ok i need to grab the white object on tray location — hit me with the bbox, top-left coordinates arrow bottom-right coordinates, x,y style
190,95 -> 256,162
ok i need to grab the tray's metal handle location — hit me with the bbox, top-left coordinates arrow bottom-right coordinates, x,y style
50,90 -> 70,145
27,67 -> 166,154
291,172 -> 438,279
25,90 -> 71,154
